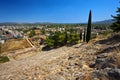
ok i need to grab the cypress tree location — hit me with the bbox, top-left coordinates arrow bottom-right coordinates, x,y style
64,28 -> 68,44
86,10 -> 92,43
83,29 -> 86,42
0,43 -> 1,54
79,30 -> 82,41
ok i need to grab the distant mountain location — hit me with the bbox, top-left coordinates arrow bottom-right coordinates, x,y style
93,19 -> 115,24
0,19 -> 115,26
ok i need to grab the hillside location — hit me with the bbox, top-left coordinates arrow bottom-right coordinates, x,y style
1,39 -> 31,53
93,19 -> 115,24
0,33 -> 120,80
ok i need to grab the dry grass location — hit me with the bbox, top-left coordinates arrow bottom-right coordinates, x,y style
115,55 -> 120,68
1,39 -> 31,53
113,47 -> 120,68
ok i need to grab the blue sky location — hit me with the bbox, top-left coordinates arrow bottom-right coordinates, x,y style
0,0 -> 119,23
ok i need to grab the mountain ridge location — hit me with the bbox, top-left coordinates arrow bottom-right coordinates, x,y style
0,19 -> 115,25
93,19 -> 115,24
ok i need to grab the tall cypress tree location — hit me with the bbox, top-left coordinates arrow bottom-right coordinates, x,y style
65,31 -> 68,44
79,30 -> 82,41
83,29 -> 86,42
110,7 -> 120,32
86,10 -> 92,43
0,43 -> 1,54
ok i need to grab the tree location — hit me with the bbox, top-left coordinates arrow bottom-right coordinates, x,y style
110,7 -> 120,32
29,30 -> 35,37
46,31 -> 66,48
79,30 -> 82,41
69,32 -> 79,44
83,29 -> 86,42
64,31 -> 68,44
45,30 -> 80,48
0,43 -> 1,54
46,37 -> 54,47
41,27 -> 46,34
53,32 -> 66,47
86,10 -> 92,43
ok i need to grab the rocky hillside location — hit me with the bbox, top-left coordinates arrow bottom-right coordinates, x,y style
90,34 -> 120,80
0,33 -> 120,80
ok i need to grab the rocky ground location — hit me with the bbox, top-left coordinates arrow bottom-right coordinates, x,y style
90,34 -> 120,80
0,34 -> 120,80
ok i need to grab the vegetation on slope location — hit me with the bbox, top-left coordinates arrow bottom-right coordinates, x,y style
45,31 -> 79,48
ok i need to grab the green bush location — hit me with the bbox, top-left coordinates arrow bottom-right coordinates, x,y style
45,31 -> 80,48
41,27 -> 46,34
29,30 -> 35,37
69,33 -> 79,44
100,30 -> 112,36
46,37 -> 54,47
91,34 -> 97,39
0,56 -> 9,63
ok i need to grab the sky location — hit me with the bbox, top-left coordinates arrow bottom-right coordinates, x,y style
0,0 -> 119,23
